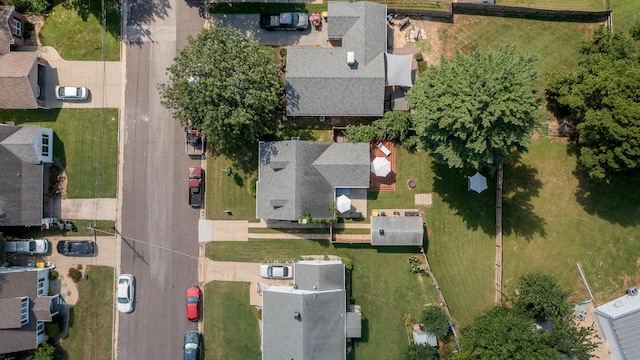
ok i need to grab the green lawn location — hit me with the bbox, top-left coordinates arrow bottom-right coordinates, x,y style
206,240 -> 440,359
39,0 -> 121,61
59,266 -> 113,360
610,0 -> 640,33
502,138 -> 640,303
204,282 -> 262,360
436,15 -> 601,77
1,109 -> 119,198
498,0 -> 605,10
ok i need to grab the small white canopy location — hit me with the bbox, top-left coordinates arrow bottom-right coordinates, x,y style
336,194 -> 351,213
371,157 -> 392,177
468,172 -> 488,193
385,53 -> 413,87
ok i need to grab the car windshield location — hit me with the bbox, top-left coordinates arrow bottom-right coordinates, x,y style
291,13 -> 299,24
118,296 -> 129,304
185,343 -> 198,352
57,87 -> 66,97
187,296 -> 198,304
29,242 -> 36,252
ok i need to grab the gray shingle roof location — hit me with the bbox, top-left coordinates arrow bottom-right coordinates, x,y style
371,216 -> 424,246
0,268 -> 50,354
0,124 -> 46,226
295,261 -> 345,291
285,1 -> 387,117
257,141 -> 370,221
262,261 -> 348,360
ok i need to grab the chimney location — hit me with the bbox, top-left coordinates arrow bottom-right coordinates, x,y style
294,311 -> 301,320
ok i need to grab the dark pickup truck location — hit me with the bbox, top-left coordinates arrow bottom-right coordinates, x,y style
188,167 -> 204,207
260,12 -> 309,31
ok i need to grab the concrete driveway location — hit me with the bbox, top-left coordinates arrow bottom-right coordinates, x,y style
25,46 -> 122,108
209,14 -> 328,47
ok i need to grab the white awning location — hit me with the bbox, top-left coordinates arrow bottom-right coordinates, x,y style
385,53 -> 413,87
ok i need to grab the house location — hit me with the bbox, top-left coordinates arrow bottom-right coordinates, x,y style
261,261 -> 361,360
371,215 -> 424,246
257,140 -> 370,221
285,2 -> 387,117
0,266 -> 65,354
0,124 -> 54,227
594,286 -> 640,360
0,5 -> 46,109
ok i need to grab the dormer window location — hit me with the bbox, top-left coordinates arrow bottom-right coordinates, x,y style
42,134 -> 49,157
12,18 -> 22,37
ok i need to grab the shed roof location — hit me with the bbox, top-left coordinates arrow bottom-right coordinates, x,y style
371,216 -> 424,246
595,292 -> 640,360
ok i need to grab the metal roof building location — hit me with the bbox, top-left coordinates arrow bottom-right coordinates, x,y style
594,287 -> 640,360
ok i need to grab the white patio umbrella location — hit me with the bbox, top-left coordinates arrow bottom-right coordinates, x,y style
468,172 -> 488,193
371,157 -> 392,177
336,194 -> 351,213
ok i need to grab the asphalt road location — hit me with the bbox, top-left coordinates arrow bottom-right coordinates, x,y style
118,0 -> 205,358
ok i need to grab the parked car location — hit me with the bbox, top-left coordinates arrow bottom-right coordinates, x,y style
186,286 -> 201,322
260,264 -> 293,279
183,331 -> 203,360
117,274 -> 135,313
5,238 -> 49,254
56,240 -> 95,256
188,167 -> 204,207
54,86 -> 88,100
259,12 -> 309,31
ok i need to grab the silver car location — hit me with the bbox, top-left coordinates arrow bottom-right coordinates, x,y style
260,264 -> 293,279
5,238 -> 49,254
117,274 -> 135,313
55,86 -> 88,100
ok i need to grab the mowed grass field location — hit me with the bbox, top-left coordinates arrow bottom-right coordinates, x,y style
60,266 -> 113,360
206,240 -> 440,359
39,0 -> 121,61
2,109 -> 119,198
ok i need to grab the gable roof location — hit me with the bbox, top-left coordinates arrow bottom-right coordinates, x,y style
262,261 -> 348,360
257,141 -> 370,221
0,5 -> 14,55
0,268 -> 55,354
371,216 -> 424,246
0,124 -> 46,226
285,1 -> 387,117
295,261 -> 346,291
0,51 -> 39,109
595,291 -> 640,360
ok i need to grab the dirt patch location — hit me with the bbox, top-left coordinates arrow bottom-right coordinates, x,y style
24,14 -> 45,46
389,20 -> 449,65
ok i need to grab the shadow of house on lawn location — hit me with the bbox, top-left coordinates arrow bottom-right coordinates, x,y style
431,153 -> 546,241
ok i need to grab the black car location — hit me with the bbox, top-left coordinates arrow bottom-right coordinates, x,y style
56,240 -> 95,256
184,331 -> 203,360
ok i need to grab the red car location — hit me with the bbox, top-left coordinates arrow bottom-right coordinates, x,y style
186,286 -> 201,321
188,167 -> 204,207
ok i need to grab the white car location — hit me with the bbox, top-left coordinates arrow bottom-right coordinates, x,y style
55,86 -> 88,101
5,238 -> 49,254
260,264 -> 293,279
116,274 -> 135,313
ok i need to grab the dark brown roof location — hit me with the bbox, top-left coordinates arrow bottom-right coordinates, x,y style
0,51 -> 39,109
0,298 -> 25,329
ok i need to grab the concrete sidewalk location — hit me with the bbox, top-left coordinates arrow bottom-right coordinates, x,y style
61,198 -> 117,221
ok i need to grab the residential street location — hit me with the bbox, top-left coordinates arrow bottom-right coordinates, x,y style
117,0 -> 204,358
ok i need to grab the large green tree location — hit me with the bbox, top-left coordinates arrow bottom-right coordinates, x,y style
546,26 -> 640,180
406,44 -> 545,174
513,272 -> 571,321
404,344 -> 439,360
421,305 -> 450,340
158,27 -> 284,158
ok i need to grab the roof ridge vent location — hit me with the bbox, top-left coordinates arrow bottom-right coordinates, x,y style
628,286 -> 639,296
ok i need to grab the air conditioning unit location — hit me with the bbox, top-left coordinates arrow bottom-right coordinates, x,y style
628,286 -> 638,296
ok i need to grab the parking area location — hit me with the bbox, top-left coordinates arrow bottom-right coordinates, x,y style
209,14 -> 328,47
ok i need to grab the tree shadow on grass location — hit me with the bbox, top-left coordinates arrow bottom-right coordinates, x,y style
574,170 -> 640,227
57,0 -> 127,41
431,163 -> 496,235
502,153 -> 546,241
432,153 -> 546,240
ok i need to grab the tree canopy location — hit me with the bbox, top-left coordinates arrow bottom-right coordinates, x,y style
457,273 -> 598,360
513,272 -> 571,321
404,344 -> 439,360
406,44 -> 545,174
158,27 -> 284,159
546,26 -> 640,180
421,305 -> 450,340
